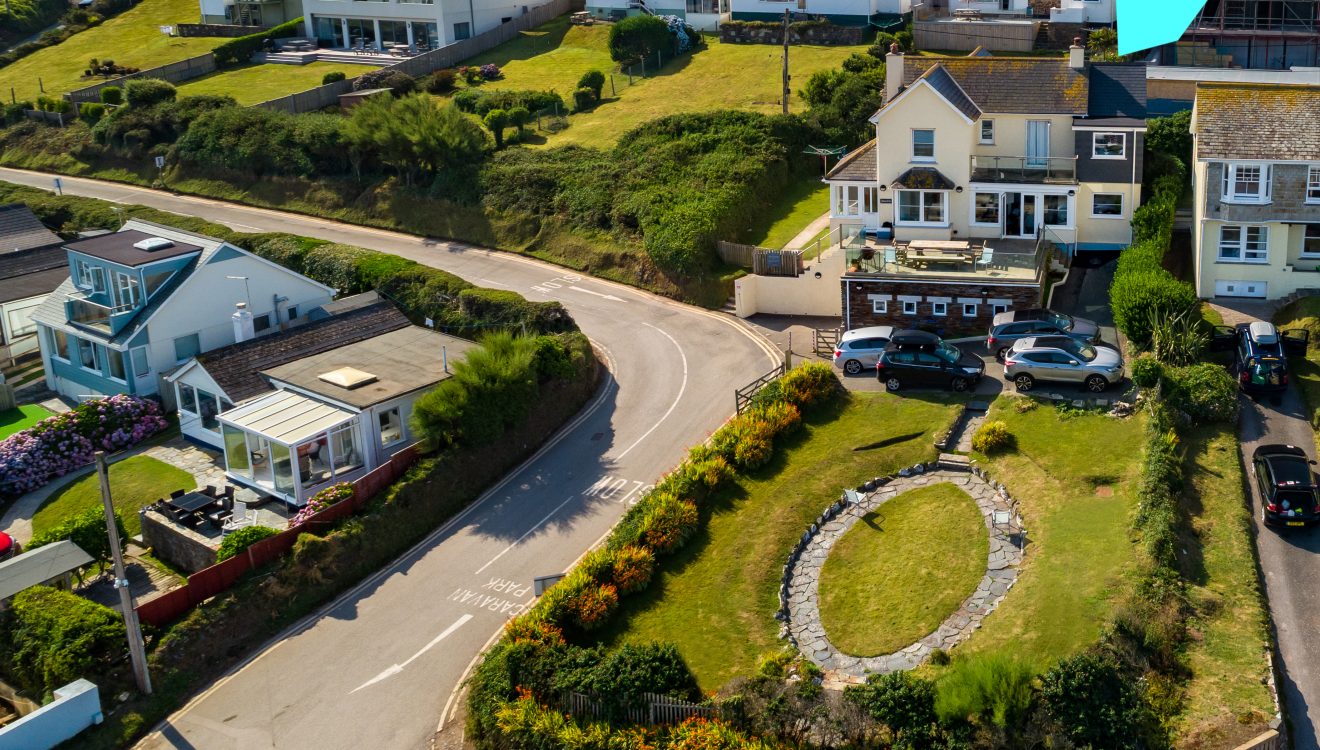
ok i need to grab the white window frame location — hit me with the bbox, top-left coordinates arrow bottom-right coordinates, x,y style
1042,194 -> 1071,228
178,383 -> 198,415
75,337 -> 98,374
896,190 -> 949,227
1302,224 -> 1320,258
1308,166 -> 1320,204
872,299 -> 888,314
1091,132 -> 1126,159
979,120 -> 994,145
1217,224 -> 1269,264
991,303 -> 1009,316
901,300 -> 918,316
963,303 -> 978,318
114,271 -> 140,309
911,129 -> 935,162
378,406 -> 406,448
931,301 -> 948,317
1222,163 -> 1272,204
971,192 -> 1000,226
1091,193 -> 1125,218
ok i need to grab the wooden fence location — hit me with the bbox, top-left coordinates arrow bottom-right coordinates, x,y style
564,692 -> 716,725
735,363 -> 787,414
63,54 -> 218,104
135,445 -> 420,627
716,241 -> 803,277
254,0 -> 571,114
1233,731 -> 1282,750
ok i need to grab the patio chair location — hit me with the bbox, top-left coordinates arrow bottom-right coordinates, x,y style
975,247 -> 994,270
207,508 -> 233,529
171,489 -> 187,499
883,247 -> 897,268
222,501 -> 256,532
203,485 -> 218,498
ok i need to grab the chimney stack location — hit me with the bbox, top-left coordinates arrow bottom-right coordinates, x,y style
885,43 -> 904,104
1069,37 -> 1085,69
232,302 -> 255,343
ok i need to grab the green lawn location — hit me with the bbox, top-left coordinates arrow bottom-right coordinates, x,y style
176,62 -> 372,106
32,455 -> 193,538
962,400 -> 1147,668
0,404 -> 55,440
819,483 -> 987,657
463,16 -> 615,103
598,392 -> 964,691
0,0 -> 224,102
1177,426 -> 1274,748
739,178 -> 829,250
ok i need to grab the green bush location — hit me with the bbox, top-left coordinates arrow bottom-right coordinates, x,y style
451,87 -> 564,116
78,101 -> 106,125
581,642 -> 700,714
411,332 -> 541,449
867,32 -> 899,57
895,30 -> 913,50
99,85 -> 122,105
1130,353 -> 1162,388
175,106 -> 347,177
216,525 -> 280,561
483,108 -> 509,148
1164,363 -> 1238,423
321,70 -> 346,85
577,70 -> 605,100
1110,269 -> 1197,350
212,16 -> 304,68
841,52 -> 881,72
971,419 -> 1013,454
609,14 -> 672,62
934,653 -> 1035,730
572,86 -> 594,113
1040,653 -> 1144,749
2,587 -> 126,698
846,671 -> 938,748
779,362 -> 839,408
423,68 -> 456,94
26,506 -> 125,566
1146,306 -> 1208,365
123,78 -> 177,108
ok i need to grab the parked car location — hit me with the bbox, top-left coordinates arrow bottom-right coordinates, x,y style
1003,336 -> 1124,393
1212,321 -> 1309,395
832,326 -> 895,375
0,531 -> 14,561
1251,444 -> 1320,528
876,331 -> 985,392
986,309 -> 1102,361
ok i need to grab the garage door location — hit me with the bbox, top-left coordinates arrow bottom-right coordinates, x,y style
1215,280 -> 1268,298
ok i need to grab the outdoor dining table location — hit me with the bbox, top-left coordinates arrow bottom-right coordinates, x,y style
167,491 -> 217,514
907,240 -> 971,252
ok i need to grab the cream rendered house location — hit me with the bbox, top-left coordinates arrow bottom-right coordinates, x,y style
1191,82 -> 1320,300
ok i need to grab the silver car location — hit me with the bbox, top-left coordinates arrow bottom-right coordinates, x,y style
1004,336 -> 1124,393
832,325 -> 895,375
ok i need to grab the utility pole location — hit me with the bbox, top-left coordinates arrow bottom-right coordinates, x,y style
781,8 -> 790,115
97,452 -> 152,695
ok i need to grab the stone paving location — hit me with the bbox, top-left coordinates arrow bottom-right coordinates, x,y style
783,466 -> 1024,683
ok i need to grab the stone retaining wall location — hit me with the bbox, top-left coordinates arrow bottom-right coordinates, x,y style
141,509 -> 218,574
719,21 -> 865,46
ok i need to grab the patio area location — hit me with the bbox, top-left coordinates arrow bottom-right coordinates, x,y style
842,236 -> 1046,283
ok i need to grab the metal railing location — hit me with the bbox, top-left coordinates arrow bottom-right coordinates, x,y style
969,155 -> 1077,184
66,294 -> 135,332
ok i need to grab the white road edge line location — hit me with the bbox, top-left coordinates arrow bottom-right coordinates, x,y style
350,614 -> 473,694
615,323 -> 689,461
131,346 -> 618,746
473,494 -> 578,575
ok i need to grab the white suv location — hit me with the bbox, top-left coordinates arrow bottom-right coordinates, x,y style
832,326 -> 896,375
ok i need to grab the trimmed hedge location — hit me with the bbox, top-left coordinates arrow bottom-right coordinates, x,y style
212,17 -> 305,68
1111,174 -> 1196,350
2,587 -> 126,699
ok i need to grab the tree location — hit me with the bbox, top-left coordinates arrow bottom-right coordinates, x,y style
608,15 -> 671,62
1146,109 -> 1193,177
1086,28 -> 1120,61
345,94 -> 487,184
507,106 -> 530,136
484,108 -> 510,149
578,70 -> 606,100
1040,654 -> 1144,749
846,672 -> 939,749
800,66 -> 886,147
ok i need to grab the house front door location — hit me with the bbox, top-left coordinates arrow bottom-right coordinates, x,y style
1004,193 -> 1037,238
1026,120 -> 1050,168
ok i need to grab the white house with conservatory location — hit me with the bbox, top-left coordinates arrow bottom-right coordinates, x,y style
30,220 -> 334,406
298,0 -> 557,51
825,46 -> 1147,254
1191,82 -> 1320,300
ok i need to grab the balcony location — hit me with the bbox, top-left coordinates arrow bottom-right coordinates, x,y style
838,226 -> 1050,284
969,155 -> 1077,184
66,293 -> 137,335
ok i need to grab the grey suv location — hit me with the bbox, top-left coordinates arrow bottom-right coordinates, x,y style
986,309 -> 1101,361
1004,336 -> 1123,393
832,326 -> 895,375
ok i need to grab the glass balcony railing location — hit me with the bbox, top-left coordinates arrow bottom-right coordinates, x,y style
970,155 -> 1077,184
66,294 -> 137,334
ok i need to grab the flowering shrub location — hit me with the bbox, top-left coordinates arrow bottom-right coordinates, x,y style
711,414 -> 776,471
779,362 -> 838,408
288,482 -> 354,528
611,545 -> 654,594
479,63 -> 502,80
640,493 -> 699,554
757,401 -> 801,436
0,395 -> 167,496
658,15 -> 693,54
504,616 -> 565,646
653,446 -> 733,506
571,582 -> 619,630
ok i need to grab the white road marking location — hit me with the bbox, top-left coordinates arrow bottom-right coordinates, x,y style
615,323 -> 689,461
350,615 -> 474,694
473,493 -> 578,575
568,285 -> 623,302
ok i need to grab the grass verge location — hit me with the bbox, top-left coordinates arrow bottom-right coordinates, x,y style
818,482 -> 986,657
32,454 -> 193,538
0,403 -> 54,440
597,391 -> 964,691
738,177 -> 828,250
176,62 -> 373,106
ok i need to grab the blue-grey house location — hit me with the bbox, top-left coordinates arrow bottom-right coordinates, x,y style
31,220 -> 335,405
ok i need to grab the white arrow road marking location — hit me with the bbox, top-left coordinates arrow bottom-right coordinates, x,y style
349,614 -> 474,694
568,285 -> 623,302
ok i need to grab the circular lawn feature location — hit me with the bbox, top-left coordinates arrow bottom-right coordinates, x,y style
817,483 -> 988,657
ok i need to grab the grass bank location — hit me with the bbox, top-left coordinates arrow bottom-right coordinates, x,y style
31,454 -> 192,538
597,391 -> 964,691
176,62 -> 373,106
739,177 -> 828,250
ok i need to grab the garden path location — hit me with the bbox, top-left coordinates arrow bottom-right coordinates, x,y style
785,466 -> 1023,684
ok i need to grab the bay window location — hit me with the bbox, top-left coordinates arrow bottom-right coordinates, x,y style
1218,225 -> 1269,262
1222,163 -> 1271,203
897,190 -> 947,225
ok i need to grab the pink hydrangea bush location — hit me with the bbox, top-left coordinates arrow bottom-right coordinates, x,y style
0,395 -> 168,496
287,482 -> 354,528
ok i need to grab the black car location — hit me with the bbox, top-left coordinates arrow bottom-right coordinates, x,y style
1252,444 -> 1320,528
986,308 -> 1102,361
1211,321 -> 1309,394
876,331 -> 985,392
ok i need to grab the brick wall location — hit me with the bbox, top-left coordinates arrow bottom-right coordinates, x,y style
842,278 -> 1043,335
1205,162 -> 1318,223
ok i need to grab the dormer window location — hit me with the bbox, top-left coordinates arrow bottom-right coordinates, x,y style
114,271 -> 140,309
1092,133 -> 1125,159
1223,163 -> 1271,204
912,129 -> 935,161
75,260 -> 106,293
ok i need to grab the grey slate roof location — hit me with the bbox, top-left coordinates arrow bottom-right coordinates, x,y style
919,65 -> 982,121
0,245 -> 68,304
0,204 -> 61,254
825,140 -> 878,181
903,57 -> 1090,115
0,540 -> 93,601
191,300 -> 411,403
1195,83 -> 1320,161
1087,63 -> 1148,119
892,167 -> 956,190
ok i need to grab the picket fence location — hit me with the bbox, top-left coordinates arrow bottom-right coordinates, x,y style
255,0 -> 571,114
564,692 -> 716,726
134,445 -> 419,627
63,54 -> 218,104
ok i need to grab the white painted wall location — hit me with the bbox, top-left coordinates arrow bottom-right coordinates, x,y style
735,245 -> 847,317
170,365 -> 231,449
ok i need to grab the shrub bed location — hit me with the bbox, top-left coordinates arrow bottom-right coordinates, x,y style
1,586 -> 127,699
0,394 -> 167,497
216,525 -> 281,562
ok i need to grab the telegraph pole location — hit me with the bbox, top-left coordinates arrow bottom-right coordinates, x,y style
97,452 -> 152,695
781,8 -> 791,115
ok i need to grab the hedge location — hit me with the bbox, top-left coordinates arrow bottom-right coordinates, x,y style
216,525 -> 281,562
2,587 -> 126,699
212,17 -> 305,68
26,507 -> 126,567
1110,171 -> 1196,350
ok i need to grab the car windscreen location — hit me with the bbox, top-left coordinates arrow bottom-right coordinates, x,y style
1047,311 -> 1072,330
1073,344 -> 1098,361
935,342 -> 960,364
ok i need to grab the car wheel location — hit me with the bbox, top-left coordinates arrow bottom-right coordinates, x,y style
885,376 -> 902,392
1013,373 -> 1035,392
951,377 -> 969,392
844,359 -> 862,375
995,347 -> 1009,362
1084,375 -> 1108,393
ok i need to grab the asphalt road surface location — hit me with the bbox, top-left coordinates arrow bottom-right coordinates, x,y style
1239,384 -> 1320,750
0,169 -> 780,749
